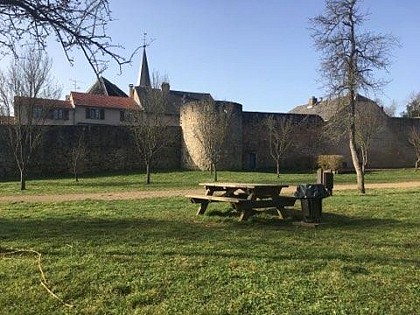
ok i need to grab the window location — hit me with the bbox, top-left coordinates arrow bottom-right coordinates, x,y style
51,109 -> 69,120
86,108 -> 105,120
120,110 -> 125,122
32,107 -> 44,119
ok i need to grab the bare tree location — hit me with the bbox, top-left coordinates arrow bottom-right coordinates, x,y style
0,48 -> 61,190
128,76 -> 170,184
402,92 -> 420,118
265,115 -> 295,177
382,100 -> 398,117
193,99 -> 232,182
0,0 -> 132,74
408,126 -> 420,170
310,0 -> 397,193
355,103 -> 386,174
70,127 -> 88,182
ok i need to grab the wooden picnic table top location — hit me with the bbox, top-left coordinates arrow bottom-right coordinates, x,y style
199,182 -> 289,189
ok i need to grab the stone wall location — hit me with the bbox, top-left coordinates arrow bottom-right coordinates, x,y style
307,116 -> 420,170
241,112 -> 325,170
365,117 -> 420,168
0,125 -> 181,178
1,111 -> 418,178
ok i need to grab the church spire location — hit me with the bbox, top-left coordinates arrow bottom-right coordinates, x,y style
137,33 -> 151,87
138,47 -> 151,87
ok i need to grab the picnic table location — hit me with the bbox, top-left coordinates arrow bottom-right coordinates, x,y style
186,182 -> 297,221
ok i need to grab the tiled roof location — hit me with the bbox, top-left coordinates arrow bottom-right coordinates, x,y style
289,94 -> 377,121
70,92 -> 139,110
87,76 -> 128,97
0,115 -> 15,124
169,90 -> 212,102
14,96 -> 72,109
134,86 -> 213,115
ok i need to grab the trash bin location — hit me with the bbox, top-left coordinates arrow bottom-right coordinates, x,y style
294,184 -> 329,223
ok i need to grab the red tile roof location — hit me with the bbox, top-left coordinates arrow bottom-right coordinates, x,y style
14,96 -> 73,109
70,92 -> 139,110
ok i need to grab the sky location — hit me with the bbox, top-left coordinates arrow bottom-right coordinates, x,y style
25,0 -> 420,114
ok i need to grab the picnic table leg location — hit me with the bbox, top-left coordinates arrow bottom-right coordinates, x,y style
196,188 -> 214,215
239,207 -> 254,221
196,201 -> 210,215
273,195 -> 288,219
237,192 -> 257,221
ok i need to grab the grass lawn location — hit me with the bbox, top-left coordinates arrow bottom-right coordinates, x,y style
0,168 -> 419,196
0,186 -> 419,314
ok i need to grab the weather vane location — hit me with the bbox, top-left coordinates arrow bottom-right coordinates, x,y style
142,32 -> 155,49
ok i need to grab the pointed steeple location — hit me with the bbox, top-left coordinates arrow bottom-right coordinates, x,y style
138,47 -> 151,87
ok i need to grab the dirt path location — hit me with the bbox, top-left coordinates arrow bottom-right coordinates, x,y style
0,181 -> 419,203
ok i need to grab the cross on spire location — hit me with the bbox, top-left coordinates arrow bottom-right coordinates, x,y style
137,32 -> 154,87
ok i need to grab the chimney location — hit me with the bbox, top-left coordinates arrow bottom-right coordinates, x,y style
307,96 -> 317,108
128,84 -> 134,98
161,82 -> 170,94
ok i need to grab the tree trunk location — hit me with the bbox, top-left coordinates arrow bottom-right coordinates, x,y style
20,169 -> 26,190
349,90 -> 365,194
415,158 -> 420,171
349,133 -> 365,193
361,145 -> 368,175
213,163 -> 218,182
73,165 -> 79,182
146,162 -> 151,184
276,160 -> 280,178
361,157 -> 366,175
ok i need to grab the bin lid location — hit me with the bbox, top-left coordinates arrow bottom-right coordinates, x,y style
294,184 -> 329,199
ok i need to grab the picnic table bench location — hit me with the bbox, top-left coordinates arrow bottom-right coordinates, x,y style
186,182 -> 297,221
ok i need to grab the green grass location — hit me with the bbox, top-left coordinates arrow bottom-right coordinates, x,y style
0,187 -> 419,314
0,168 -> 419,196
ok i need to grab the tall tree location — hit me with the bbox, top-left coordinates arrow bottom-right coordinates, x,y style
408,126 -> 420,170
265,115 -> 295,177
192,100 -> 232,182
128,75 -> 171,184
0,0 -> 130,74
0,48 -> 61,190
311,0 -> 397,193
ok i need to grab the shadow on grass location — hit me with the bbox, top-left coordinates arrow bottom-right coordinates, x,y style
0,214 -> 417,268
206,207 -> 403,229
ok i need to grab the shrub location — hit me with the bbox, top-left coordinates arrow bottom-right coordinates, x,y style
317,155 -> 344,172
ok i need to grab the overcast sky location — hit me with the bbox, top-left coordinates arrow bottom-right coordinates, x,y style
37,0 -> 420,114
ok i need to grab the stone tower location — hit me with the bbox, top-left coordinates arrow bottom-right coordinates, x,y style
180,100 -> 243,170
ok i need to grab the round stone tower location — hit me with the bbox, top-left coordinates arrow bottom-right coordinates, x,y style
180,100 -> 243,170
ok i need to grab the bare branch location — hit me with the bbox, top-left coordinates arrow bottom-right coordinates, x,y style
0,0 -> 132,75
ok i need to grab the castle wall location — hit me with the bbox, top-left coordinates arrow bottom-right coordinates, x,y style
0,125 -> 181,178
1,111 -> 418,179
241,112 -> 325,170
367,117 -> 420,168
309,116 -> 420,170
